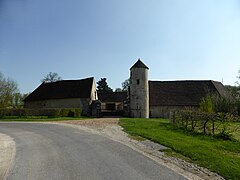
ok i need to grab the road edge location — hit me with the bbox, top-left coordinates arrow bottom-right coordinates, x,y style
0,133 -> 16,180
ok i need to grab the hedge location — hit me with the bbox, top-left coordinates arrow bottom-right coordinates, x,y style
0,108 -> 83,118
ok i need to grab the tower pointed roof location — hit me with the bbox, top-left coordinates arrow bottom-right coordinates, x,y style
130,59 -> 149,70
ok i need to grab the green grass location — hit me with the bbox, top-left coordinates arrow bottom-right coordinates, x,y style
229,122 -> 240,141
120,118 -> 240,180
0,116 -> 89,122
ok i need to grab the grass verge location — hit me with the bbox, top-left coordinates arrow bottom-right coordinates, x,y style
120,118 -> 240,180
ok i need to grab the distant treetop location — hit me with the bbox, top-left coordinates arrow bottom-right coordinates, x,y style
42,72 -> 62,83
97,78 -> 113,92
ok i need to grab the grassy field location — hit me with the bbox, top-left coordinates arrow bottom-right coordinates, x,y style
229,121 -> 240,141
0,116 -> 88,122
120,118 -> 240,180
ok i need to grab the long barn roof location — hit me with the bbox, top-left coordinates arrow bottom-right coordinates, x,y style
24,77 -> 94,101
149,80 -> 229,106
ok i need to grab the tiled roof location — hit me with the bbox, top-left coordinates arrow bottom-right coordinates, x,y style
149,80 -> 229,106
24,77 -> 94,101
97,91 -> 128,103
130,59 -> 149,70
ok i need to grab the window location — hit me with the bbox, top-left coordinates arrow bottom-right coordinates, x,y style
137,79 -> 140,85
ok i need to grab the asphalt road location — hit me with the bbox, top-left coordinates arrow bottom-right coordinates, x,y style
0,123 -> 186,180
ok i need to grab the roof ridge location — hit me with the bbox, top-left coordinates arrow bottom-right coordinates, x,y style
149,80 -> 213,83
43,77 -> 94,84
130,59 -> 149,70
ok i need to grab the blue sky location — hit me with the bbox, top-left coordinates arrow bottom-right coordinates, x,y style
0,0 -> 240,93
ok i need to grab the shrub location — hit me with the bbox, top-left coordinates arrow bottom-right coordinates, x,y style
0,108 -> 83,118
212,96 -> 236,114
237,101 -> 240,116
66,109 -> 82,117
200,95 -> 214,113
44,109 -> 61,118
74,109 -> 82,117
0,109 -> 9,117
172,110 -> 235,137
60,109 -> 69,117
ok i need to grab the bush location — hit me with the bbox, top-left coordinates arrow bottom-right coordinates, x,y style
212,96 -> 236,114
200,96 -> 214,113
200,95 -> 237,115
0,108 -> 83,118
0,109 -> 10,117
59,109 -> 69,117
237,101 -> 240,116
171,110 -> 235,137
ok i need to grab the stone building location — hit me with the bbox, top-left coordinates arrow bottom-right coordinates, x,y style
24,77 -> 97,115
148,80 -> 229,118
129,59 -> 229,118
24,59 -> 229,118
97,91 -> 128,116
129,60 -> 149,118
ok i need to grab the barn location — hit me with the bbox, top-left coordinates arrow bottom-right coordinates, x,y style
149,80 -> 229,118
24,77 -> 97,115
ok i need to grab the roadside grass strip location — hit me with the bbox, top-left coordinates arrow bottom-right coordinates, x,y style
120,118 -> 240,180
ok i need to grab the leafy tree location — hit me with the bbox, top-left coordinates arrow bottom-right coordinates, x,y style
200,95 -> 214,113
0,72 -> 19,108
12,92 -> 22,108
97,78 -> 113,92
226,85 -> 240,101
12,92 -> 30,108
42,72 -> 61,83
121,78 -> 130,92
235,69 -> 240,115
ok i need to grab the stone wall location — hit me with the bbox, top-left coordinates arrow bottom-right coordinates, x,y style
24,98 -> 91,115
150,106 -> 198,118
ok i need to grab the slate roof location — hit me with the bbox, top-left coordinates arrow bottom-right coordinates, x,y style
149,80 -> 229,106
130,59 -> 149,70
97,91 -> 128,103
24,77 -> 94,102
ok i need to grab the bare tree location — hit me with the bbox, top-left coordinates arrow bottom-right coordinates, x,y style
237,69 -> 240,85
121,78 -> 130,92
42,72 -> 61,83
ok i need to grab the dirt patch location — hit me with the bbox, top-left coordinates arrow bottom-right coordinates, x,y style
57,118 -> 224,180
60,118 -> 119,128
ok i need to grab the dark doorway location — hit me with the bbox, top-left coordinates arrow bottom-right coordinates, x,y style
106,103 -> 115,110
